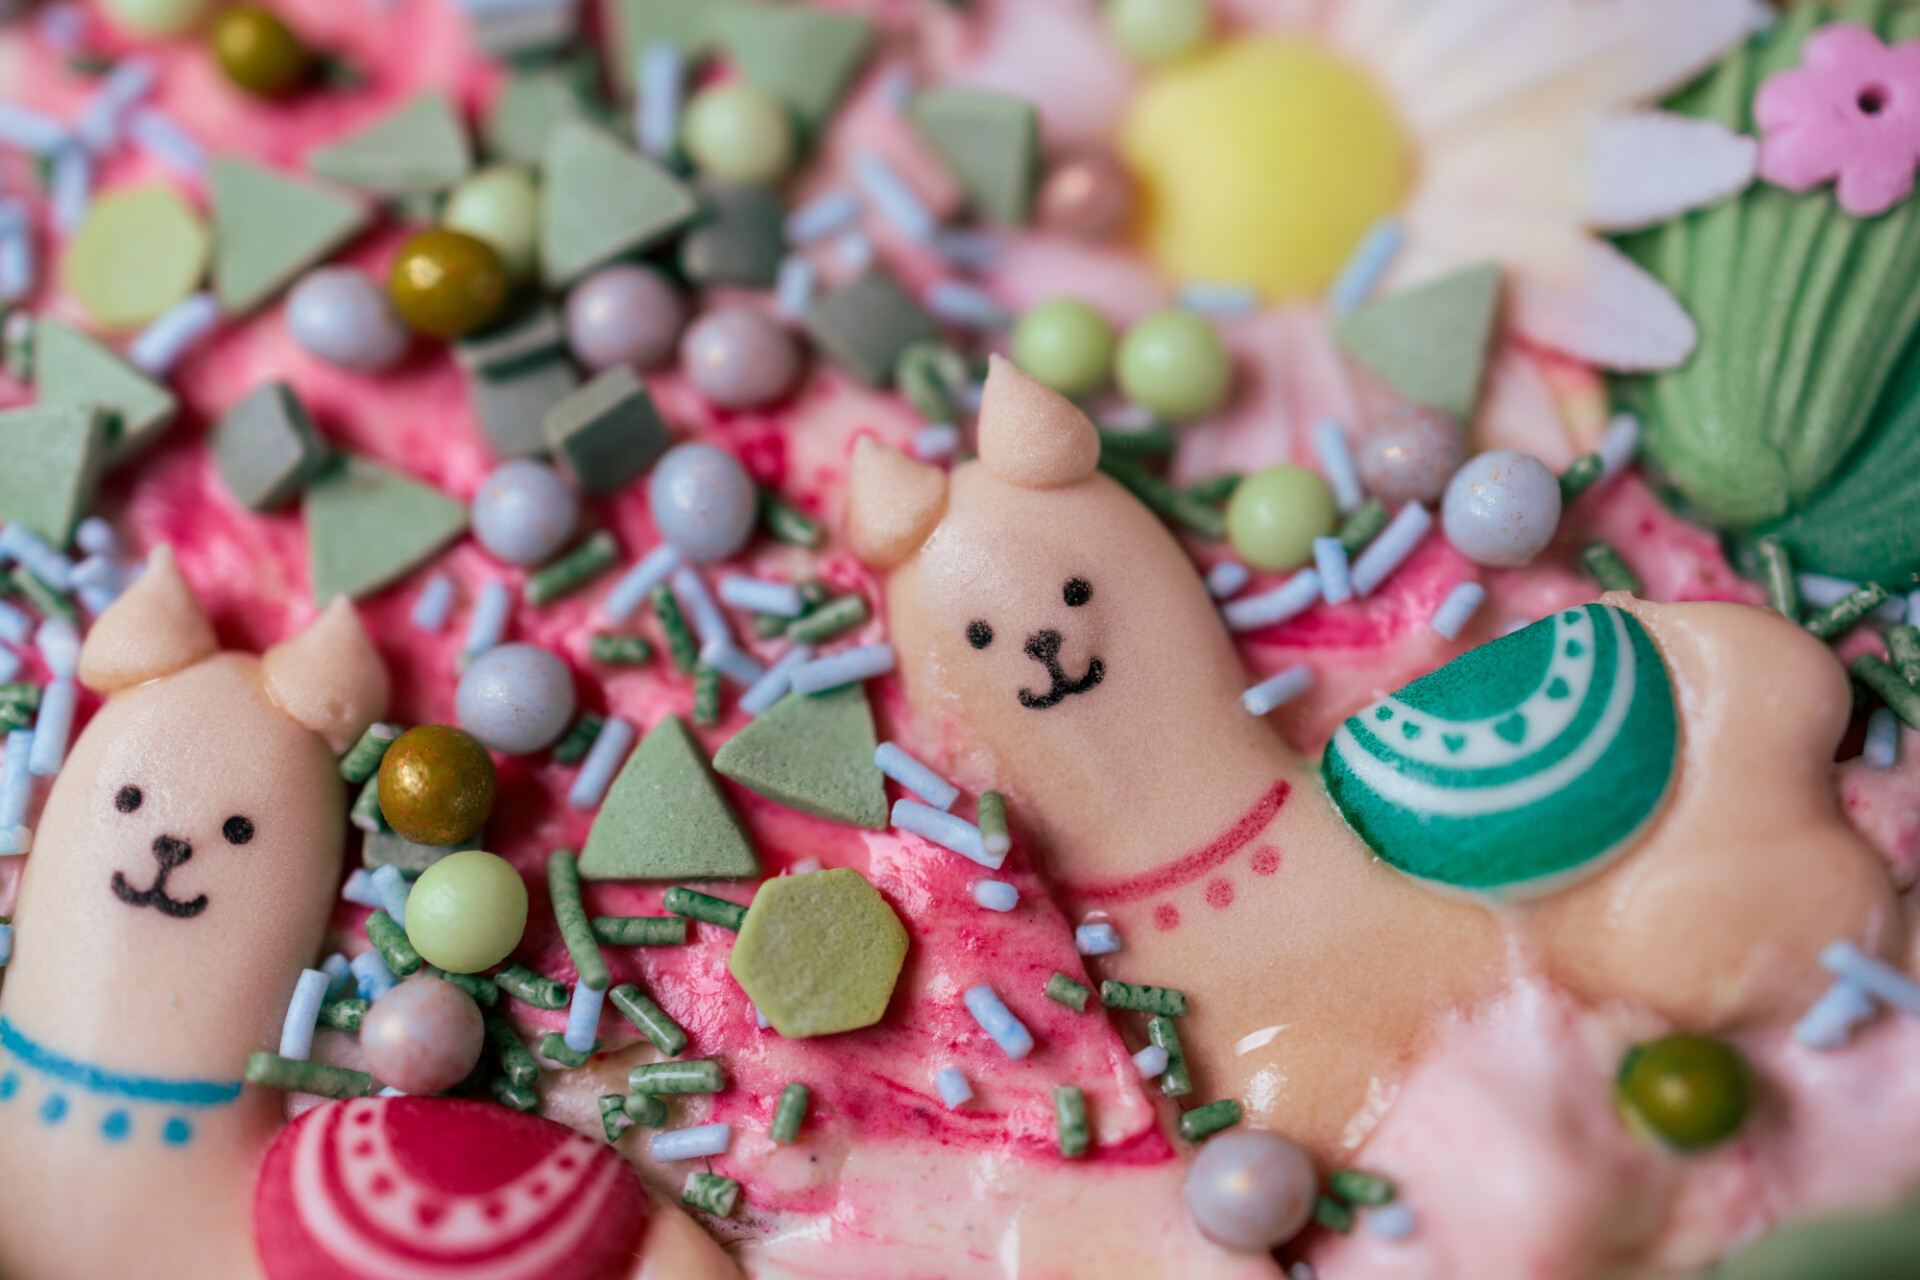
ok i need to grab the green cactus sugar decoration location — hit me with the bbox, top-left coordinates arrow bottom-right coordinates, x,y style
1615,0 -> 1920,589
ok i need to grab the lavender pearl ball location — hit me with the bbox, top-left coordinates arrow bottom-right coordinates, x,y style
359,975 -> 485,1096
1442,450 -> 1563,568
1359,407 -> 1469,506
680,306 -> 800,410
286,267 -> 410,372
564,264 -> 685,372
1183,1130 -> 1317,1252
456,643 -> 576,755
647,442 -> 757,563
472,460 -> 580,567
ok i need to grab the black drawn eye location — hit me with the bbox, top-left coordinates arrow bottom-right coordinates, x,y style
115,786 -> 142,813
967,620 -> 994,650
223,816 -> 255,846
1063,578 -> 1092,607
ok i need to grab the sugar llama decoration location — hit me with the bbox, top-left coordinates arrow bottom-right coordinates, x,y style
0,550 -> 740,1280
851,357 -> 1904,1158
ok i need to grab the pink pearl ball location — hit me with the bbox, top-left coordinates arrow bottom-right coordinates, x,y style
1037,153 -> 1135,241
359,974 -> 486,1096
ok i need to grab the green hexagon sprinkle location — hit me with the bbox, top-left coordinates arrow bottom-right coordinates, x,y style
728,868 -> 906,1038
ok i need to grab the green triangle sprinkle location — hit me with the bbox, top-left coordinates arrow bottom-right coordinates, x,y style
539,119 -> 697,289
308,91 -> 473,196
301,454 -> 468,603
0,403 -> 107,548
33,317 -> 178,467
910,88 -> 1038,225
711,685 -> 888,830
580,715 -> 762,880
1334,262 -> 1503,422
211,157 -> 370,317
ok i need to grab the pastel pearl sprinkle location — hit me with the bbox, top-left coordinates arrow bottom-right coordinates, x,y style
933,1066 -> 973,1108
278,968 -> 331,1060
1133,1044 -> 1170,1078
1206,561 -> 1250,600
1429,581 -> 1488,640
565,981 -> 605,1053
569,715 -> 637,810
1313,419 -> 1364,513
1076,923 -> 1122,955
788,644 -> 895,697
1223,570 -> 1321,633
963,985 -> 1034,1059
718,576 -> 804,618
1794,978 -> 1878,1049
370,864 -> 410,927
739,644 -> 815,717
1350,502 -> 1432,597
1865,707 -> 1901,769
1821,940 -> 1920,1017
650,1122 -> 732,1161
1313,537 -> 1352,604
893,798 -> 996,869
602,544 -> 681,623
411,572 -> 456,632
873,742 -> 958,810
1243,665 -> 1314,717
971,880 -> 1018,912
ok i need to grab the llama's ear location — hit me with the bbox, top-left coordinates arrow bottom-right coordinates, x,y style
262,596 -> 391,753
78,546 -> 219,693
847,435 -> 949,569
976,354 -> 1101,489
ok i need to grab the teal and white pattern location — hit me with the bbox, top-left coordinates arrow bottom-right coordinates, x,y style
1323,603 -> 1676,896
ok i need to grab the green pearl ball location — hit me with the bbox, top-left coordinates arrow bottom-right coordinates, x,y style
102,0 -> 209,36
1106,0 -> 1212,65
1011,298 -> 1115,398
682,83 -> 795,184
444,165 -> 540,282
1616,1033 -> 1752,1151
1117,308 -> 1232,421
1226,465 -> 1338,572
404,850 -> 530,974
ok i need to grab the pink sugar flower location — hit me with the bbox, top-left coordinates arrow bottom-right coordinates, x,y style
1755,22 -> 1920,217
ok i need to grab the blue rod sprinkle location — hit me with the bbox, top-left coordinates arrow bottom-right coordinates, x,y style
341,869 -> 384,909
1177,281 -> 1261,318
320,952 -> 355,1000
1313,419 -> 1364,514
775,255 -> 815,320
1243,665 -> 1314,717
49,145 -> 92,234
0,651 -> 19,684
933,1066 -> 973,1108
1076,922 -> 1122,955
739,644 -> 814,717
28,679 -> 76,777
892,798 -> 995,868
125,107 -> 207,179
963,985 -> 1033,1059
911,424 -> 960,462
75,56 -> 156,152
0,524 -> 76,591
1865,707 -> 1901,770
569,716 -> 636,810
924,280 -> 1011,331
971,880 -> 1017,912
350,949 -> 396,1002
602,544 -> 680,623
411,572 -> 456,633
75,518 -> 119,558
874,742 -> 958,810
1206,561 -> 1249,600
1793,978 -> 1878,1049
1429,581 -> 1487,640
1222,570 -> 1321,633
785,188 -> 859,245
718,575 -> 804,618
932,229 -> 1001,273
635,41 -> 682,158
788,644 -> 895,696
0,601 -> 29,646
564,981 -> 605,1053
370,864 -> 410,927
649,1122 -> 732,1161
1133,1045 -> 1169,1078
127,291 -> 221,376
25,617 -> 65,675
0,101 -> 72,153
463,579 -> 512,658
699,637 -> 765,688
1350,502 -> 1432,598
1597,413 -> 1641,480
0,729 -> 32,855
1313,537 -> 1352,605
851,151 -> 936,243
833,231 -> 873,274
279,968 -> 331,1060
0,922 -> 10,966
1822,940 -> 1920,1017
671,567 -> 730,647
1326,217 -> 1404,316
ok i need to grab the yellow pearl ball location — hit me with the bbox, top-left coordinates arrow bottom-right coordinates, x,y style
1119,37 -> 1409,299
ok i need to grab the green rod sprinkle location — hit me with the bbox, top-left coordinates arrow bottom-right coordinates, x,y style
977,790 -> 1008,856
1804,582 -> 1890,641
552,713 -> 604,765
339,722 -> 398,784
651,584 -> 699,672
0,704 -> 30,733
761,493 -> 825,549
752,611 -> 791,639
591,915 -> 688,946
0,683 -> 44,712
683,1171 -> 741,1218
245,1052 -> 377,1099
1580,542 -> 1642,596
1055,1084 -> 1089,1158
1889,625 -> 1920,688
665,886 -> 748,932
589,632 -> 654,665
1177,1098 -> 1243,1142
1045,973 -> 1091,1012
485,1015 -> 542,1088
691,663 -> 720,727
490,1074 -> 539,1112
547,848 -> 610,992
316,998 -> 369,1031
1314,1195 -> 1355,1234
609,983 -> 689,1056
629,1058 -> 726,1095
495,963 -> 569,1009
771,1081 -> 810,1144
1097,424 -> 1176,458
1101,980 -> 1188,1018
1756,536 -> 1799,621
365,910 -> 422,977
895,339 -> 969,422
538,1032 -> 593,1068
1150,1016 -> 1191,1098
623,1090 -> 668,1126
10,568 -> 78,626
351,775 -> 388,833
1101,455 -> 1227,541
787,594 -> 869,644
1328,1169 -> 1397,1206
1186,472 -> 1243,507
423,966 -> 499,1006
797,580 -> 829,609
1853,655 -> 1920,731
598,1093 -> 634,1142
526,530 -> 620,606
1558,453 -> 1603,504
1336,498 -> 1391,555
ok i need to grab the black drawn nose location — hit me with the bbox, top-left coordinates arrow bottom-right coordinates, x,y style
152,835 -> 192,869
1024,630 -> 1062,664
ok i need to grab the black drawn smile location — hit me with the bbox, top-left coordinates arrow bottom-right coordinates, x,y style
1018,629 -> 1105,710
111,835 -> 208,919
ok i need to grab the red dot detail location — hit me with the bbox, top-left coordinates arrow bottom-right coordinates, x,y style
1205,878 -> 1234,909
368,1174 -> 393,1197
352,1140 -> 374,1157
1250,846 -> 1280,876
1153,903 -> 1180,931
